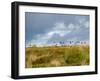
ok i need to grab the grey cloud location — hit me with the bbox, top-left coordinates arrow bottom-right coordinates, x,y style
25,12 -> 89,46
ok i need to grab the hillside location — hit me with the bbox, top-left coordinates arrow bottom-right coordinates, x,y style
25,45 -> 89,68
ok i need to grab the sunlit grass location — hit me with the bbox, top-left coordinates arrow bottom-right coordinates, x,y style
25,45 -> 89,68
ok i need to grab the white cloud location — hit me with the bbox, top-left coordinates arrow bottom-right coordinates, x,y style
84,21 -> 89,28
78,18 -> 85,24
46,22 -> 68,37
68,23 -> 75,29
26,34 -> 51,47
26,21 -> 86,47
26,22 -> 69,47
51,22 -> 73,37
77,17 -> 89,28
47,30 -> 70,37
54,22 -> 66,30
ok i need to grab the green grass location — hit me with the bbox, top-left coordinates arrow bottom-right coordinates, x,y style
25,45 -> 89,68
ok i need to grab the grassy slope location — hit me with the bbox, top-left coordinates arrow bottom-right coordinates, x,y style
25,45 -> 89,68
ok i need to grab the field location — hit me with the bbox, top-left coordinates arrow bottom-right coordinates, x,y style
25,45 -> 89,68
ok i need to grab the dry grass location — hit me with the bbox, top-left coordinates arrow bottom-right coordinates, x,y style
25,45 -> 89,68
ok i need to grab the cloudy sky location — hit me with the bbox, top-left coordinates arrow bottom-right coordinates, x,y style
25,12 -> 89,47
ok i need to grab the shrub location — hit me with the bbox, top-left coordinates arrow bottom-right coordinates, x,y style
64,46 -> 85,66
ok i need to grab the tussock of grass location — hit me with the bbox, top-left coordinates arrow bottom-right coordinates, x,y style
25,45 -> 89,68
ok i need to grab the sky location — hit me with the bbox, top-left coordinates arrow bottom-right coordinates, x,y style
25,12 -> 89,47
